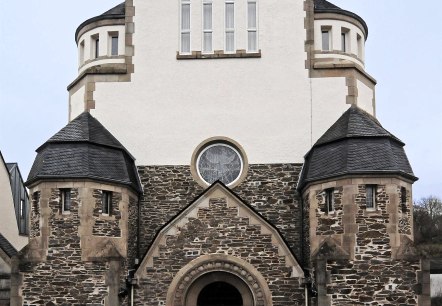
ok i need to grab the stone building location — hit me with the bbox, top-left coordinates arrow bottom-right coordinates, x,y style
10,0 -> 431,305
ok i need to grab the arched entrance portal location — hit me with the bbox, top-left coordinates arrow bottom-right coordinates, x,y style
185,272 -> 254,306
197,281 -> 242,306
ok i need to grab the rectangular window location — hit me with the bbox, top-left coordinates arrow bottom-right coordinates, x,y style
326,188 -> 334,214
357,34 -> 363,58
203,1 -> 213,52
366,185 -> 376,211
181,0 -> 191,54
111,35 -> 118,56
321,29 -> 330,51
79,40 -> 85,64
61,189 -> 71,214
341,29 -> 349,52
401,187 -> 407,213
225,1 -> 235,52
102,191 -> 112,215
20,199 -> 25,219
247,1 -> 257,52
91,35 -> 100,59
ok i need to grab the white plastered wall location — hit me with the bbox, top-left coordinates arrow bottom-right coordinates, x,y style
82,0 -> 367,166
311,77 -> 349,143
357,79 -> 374,114
0,162 -> 27,251
69,85 -> 85,119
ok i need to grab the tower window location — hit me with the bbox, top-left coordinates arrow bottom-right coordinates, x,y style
60,189 -> 71,214
321,27 -> 331,51
325,188 -> 334,214
79,40 -> 85,64
366,185 -> 376,211
180,0 -> 191,54
203,1 -> 213,53
225,1 -> 235,52
341,28 -> 349,52
110,33 -> 119,56
357,34 -> 363,58
91,35 -> 99,59
102,191 -> 112,215
247,1 -> 257,52
401,187 -> 407,213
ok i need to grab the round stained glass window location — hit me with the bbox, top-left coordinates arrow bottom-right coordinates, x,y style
197,143 -> 243,186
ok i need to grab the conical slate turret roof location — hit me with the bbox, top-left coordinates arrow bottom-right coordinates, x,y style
26,112 -> 142,193
298,105 -> 417,190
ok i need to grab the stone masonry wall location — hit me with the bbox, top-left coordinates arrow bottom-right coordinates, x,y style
135,197 -> 305,305
327,184 -> 419,305
315,187 -> 343,236
30,191 -> 40,239
136,164 -> 303,261
92,189 -> 122,237
20,188 -> 109,304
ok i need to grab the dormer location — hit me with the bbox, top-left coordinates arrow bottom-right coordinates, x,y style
313,0 -> 367,69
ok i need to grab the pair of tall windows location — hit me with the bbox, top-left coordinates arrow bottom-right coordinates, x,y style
321,27 -> 351,53
180,0 -> 258,54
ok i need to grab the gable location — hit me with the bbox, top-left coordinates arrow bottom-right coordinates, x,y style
135,182 -> 304,278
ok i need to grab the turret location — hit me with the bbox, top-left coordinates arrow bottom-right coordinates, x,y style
12,112 -> 141,305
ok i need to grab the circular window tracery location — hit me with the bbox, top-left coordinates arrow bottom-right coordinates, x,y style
191,137 -> 248,188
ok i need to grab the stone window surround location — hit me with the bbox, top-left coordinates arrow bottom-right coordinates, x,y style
190,136 -> 249,188
60,188 -> 72,215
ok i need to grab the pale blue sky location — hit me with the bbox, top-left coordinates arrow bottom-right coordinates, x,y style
0,1 -> 441,200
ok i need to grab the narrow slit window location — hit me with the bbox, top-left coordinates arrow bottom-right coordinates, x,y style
401,187 -> 407,213
366,185 -> 376,211
181,0 -> 191,54
203,1 -> 213,52
102,191 -> 112,215
20,199 -> 25,219
225,1 -> 235,52
111,35 -> 118,56
79,40 -> 85,64
326,188 -> 334,214
91,35 -> 100,59
321,29 -> 330,51
61,189 -> 71,214
341,29 -> 349,52
247,1 -> 257,52
95,38 -> 100,58
357,34 -> 363,58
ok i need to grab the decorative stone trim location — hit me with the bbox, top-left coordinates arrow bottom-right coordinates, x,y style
314,50 -> 364,65
165,254 -> 273,306
177,50 -> 261,60
76,18 -> 125,43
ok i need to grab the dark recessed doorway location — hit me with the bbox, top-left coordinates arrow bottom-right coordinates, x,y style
197,281 -> 243,306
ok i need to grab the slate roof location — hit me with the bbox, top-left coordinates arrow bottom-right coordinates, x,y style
0,234 -> 18,258
313,0 -> 368,37
298,105 -> 417,190
26,112 -> 142,193
75,2 -> 125,42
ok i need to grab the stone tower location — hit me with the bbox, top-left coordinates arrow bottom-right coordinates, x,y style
298,105 -> 428,305
12,113 -> 141,305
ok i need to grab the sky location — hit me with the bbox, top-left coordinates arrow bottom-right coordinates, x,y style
0,1 -> 441,201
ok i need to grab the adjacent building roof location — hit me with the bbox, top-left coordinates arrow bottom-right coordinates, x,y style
0,234 -> 18,258
313,0 -> 368,37
298,105 -> 417,190
26,112 -> 142,193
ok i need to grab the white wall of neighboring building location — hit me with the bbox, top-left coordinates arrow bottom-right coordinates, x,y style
0,161 -> 27,251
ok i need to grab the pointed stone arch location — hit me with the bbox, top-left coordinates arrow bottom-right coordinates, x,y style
165,254 -> 273,306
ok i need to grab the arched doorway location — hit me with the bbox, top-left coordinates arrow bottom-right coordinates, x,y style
197,281 -> 242,306
185,272 -> 254,306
